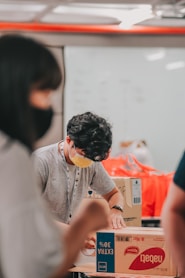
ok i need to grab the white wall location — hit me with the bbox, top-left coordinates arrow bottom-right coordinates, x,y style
64,46 -> 185,172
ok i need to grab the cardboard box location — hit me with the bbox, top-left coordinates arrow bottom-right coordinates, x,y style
96,227 -> 177,276
84,177 -> 142,227
112,177 -> 141,227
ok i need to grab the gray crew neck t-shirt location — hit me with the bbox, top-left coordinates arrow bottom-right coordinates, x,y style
33,141 -> 115,223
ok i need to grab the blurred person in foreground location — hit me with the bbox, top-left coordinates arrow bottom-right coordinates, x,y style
161,152 -> 185,278
0,34 -> 109,278
33,111 -> 126,234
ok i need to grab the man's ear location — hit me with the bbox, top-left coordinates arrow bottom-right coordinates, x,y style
66,135 -> 71,144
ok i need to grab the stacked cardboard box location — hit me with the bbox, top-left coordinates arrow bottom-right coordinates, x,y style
96,227 -> 177,276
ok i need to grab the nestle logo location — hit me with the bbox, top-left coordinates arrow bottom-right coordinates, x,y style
129,247 -> 165,270
124,246 -> 139,255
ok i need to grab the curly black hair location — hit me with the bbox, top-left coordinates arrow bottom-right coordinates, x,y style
67,112 -> 112,161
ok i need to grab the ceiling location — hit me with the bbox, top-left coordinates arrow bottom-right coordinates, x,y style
0,0 -> 184,27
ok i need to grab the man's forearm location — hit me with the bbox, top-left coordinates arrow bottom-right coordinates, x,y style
103,187 -> 124,209
108,191 -> 124,211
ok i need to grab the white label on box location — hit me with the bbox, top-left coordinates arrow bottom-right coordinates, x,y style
132,179 -> 142,205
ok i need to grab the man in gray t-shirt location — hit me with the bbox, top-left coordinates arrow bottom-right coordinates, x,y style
33,112 -> 125,229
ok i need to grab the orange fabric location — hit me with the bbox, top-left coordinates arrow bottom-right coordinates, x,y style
102,156 -> 126,176
154,172 -> 174,216
141,174 -> 156,217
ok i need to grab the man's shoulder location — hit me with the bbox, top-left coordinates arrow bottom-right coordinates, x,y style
32,142 -> 59,161
90,161 -> 107,173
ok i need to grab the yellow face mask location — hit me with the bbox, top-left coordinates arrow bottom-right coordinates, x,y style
70,152 -> 93,168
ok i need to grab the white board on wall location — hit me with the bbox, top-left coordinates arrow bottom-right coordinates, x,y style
64,46 -> 185,172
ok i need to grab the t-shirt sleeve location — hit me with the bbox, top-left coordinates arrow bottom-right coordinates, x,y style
90,162 -> 115,195
173,151 -> 185,190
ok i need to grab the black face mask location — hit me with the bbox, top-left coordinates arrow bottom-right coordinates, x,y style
31,107 -> 54,140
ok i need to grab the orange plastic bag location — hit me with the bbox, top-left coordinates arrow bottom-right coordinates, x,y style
153,171 -> 174,216
102,156 -> 127,176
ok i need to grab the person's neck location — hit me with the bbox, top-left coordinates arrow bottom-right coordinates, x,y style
63,141 -> 74,165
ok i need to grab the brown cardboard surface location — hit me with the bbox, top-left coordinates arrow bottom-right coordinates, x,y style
70,263 -> 175,278
96,228 -> 177,276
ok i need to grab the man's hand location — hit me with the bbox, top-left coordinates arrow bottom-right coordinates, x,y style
109,209 -> 126,229
102,187 -> 126,229
83,233 -> 96,249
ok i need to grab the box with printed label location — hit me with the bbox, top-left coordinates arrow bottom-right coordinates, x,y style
112,177 -> 142,226
84,177 -> 142,227
96,227 -> 177,276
